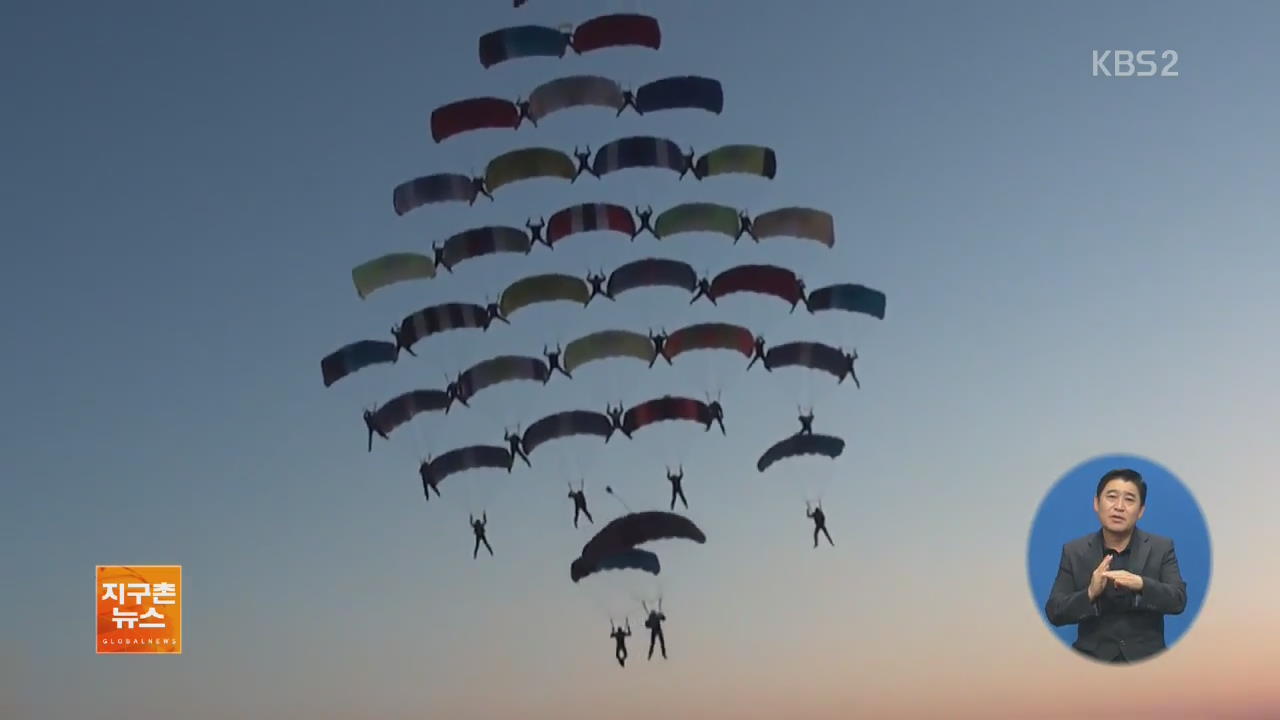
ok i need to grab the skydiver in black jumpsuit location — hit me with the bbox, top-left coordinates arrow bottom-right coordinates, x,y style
747,335 -> 769,370
648,330 -> 671,367
525,217 -> 545,249
842,349 -> 861,389
689,277 -> 716,305
505,429 -> 531,469
485,302 -> 509,327
543,344 -> 572,380
606,403 -> 628,439
790,277 -> 808,314
616,89 -> 637,116
807,502 -> 834,547
643,600 -> 667,660
470,176 -> 493,203
798,408 -> 814,435
568,481 -> 593,528
432,241 -> 453,273
666,465 -> 688,510
632,205 -> 654,240
470,513 -> 493,557
447,379 -> 470,408
516,99 -> 535,127
363,409 -> 389,452
610,619 -> 632,666
419,459 -> 441,501
735,210 -> 755,243
707,400 -> 726,435
586,272 -> 612,303
572,146 -> 595,181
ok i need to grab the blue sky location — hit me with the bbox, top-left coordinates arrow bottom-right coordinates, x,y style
4,2 -> 1280,718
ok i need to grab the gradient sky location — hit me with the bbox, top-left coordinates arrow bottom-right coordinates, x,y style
4,2 -> 1280,719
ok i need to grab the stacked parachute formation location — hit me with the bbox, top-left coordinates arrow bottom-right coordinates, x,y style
318,3 -> 889,660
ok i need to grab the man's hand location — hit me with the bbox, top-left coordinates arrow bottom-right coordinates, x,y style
1102,570 -> 1144,592
1088,554 -> 1114,601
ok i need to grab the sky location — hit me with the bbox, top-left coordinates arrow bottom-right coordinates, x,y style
3,1 -> 1280,718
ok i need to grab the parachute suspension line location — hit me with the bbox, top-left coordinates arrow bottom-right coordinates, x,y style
605,485 -> 633,513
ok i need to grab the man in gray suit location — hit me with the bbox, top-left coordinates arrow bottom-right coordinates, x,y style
1045,468 -> 1187,663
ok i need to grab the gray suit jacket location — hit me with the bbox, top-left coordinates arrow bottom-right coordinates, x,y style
1045,526 -> 1187,661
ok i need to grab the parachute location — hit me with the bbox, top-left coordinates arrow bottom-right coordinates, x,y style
439,226 -> 531,271
663,322 -> 755,362
652,202 -> 743,242
562,330 -> 656,373
430,97 -> 520,143
592,136 -> 690,178
576,511 -> 706,566
750,207 -> 835,248
321,340 -> 398,387
351,253 -> 435,299
546,202 -> 636,246
393,302 -> 490,354
709,264 -> 804,307
521,410 -> 615,455
478,25 -> 571,68
499,273 -> 591,317
607,257 -> 698,298
806,283 -> 888,320
621,395 -> 714,436
526,75 -> 625,125
370,389 -> 453,436
423,445 -> 513,489
571,14 -> 661,54
455,355 -> 551,404
571,548 -> 661,583
694,144 -> 777,180
634,76 -> 723,115
763,341 -> 847,380
757,433 -> 845,472
485,147 -> 576,193
393,173 -> 482,216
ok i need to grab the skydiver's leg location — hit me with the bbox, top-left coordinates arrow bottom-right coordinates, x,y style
574,506 -> 581,528
483,537 -> 494,555
474,536 -> 481,558
670,487 -> 677,510
619,645 -> 627,666
747,354 -> 760,370
851,370 -> 861,389
583,507 -> 593,523
822,527 -> 834,546
557,367 -> 572,379
367,428 -> 374,452
677,488 -> 688,509
658,630 -> 666,658
648,631 -> 657,659
813,526 -> 820,548
717,418 -> 726,435
519,449 -> 532,467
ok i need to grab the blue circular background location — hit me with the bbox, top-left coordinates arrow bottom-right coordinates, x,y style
1026,453 -> 1212,656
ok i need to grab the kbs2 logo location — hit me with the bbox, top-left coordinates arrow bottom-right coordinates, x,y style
1092,50 -> 1179,77
96,565 -> 182,654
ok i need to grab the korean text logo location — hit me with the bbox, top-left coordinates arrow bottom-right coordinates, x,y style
96,565 -> 182,654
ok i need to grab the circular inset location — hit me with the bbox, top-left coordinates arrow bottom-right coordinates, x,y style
1027,453 -> 1211,664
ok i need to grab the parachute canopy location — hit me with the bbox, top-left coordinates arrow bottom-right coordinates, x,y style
807,283 -> 887,319
593,136 -> 689,178
485,147 -> 576,193
757,433 -> 845,472
763,341 -> 847,380
663,322 -> 755,361
321,340 -> 398,387
371,389 -> 452,435
571,547 -> 661,582
352,253 -> 435,299
500,273 -> 590,317
695,144 -> 777,180
440,226 -> 531,270
456,355 -> 550,403
479,25 -> 571,68
709,264 -> 803,306
430,97 -> 520,143
393,174 -> 479,216
572,14 -> 661,54
525,75 -> 625,124
622,395 -> 713,436
563,329 -> 656,373
522,410 -> 614,455
653,202 -> 743,241
424,444 -> 512,487
607,257 -> 698,297
635,75 -> 723,115
751,207 -> 834,247
547,202 -> 636,246
577,511 -> 705,565
395,302 -> 490,353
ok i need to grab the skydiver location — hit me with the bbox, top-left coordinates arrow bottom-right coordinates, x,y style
648,329 -> 671,367
586,272 -> 613,303
642,599 -> 667,660
568,480 -> 593,528
616,89 -> 637,116
526,217 -> 547,248
807,502 -> 834,547
735,210 -> 756,243
794,277 -> 811,313
363,409 -> 389,452
485,302 -> 510,327
841,349 -> 861,389
747,335 -> 769,370
516,98 -> 536,128
605,403 -> 629,439
798,407 -> 814,435
391,324 -> 417,357
446,378 -> 470,408
689,276 -> 716,305
610,619 -> 632,667
666,465 -> 688,510
505,429 -> 531,469
470,512 -> 493,558
706,400 -> 726,435
631,205 -> 654,240
470,176 -> 493,203
543,344 -> 572,380
572,146 -> 596,181
681,147 -> 697,180
419,458 -> 441,501
432,241 -> 453,273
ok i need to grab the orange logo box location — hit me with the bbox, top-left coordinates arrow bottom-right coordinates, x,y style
96,565 -> 182,654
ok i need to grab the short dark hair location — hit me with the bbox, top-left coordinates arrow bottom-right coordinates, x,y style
1096,468 -> 1146,506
